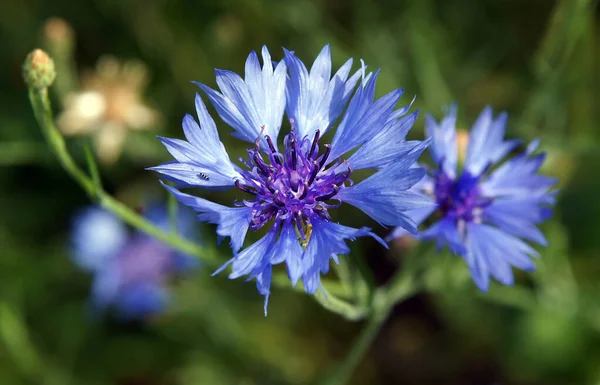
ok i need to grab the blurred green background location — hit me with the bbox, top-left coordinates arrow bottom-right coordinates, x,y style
1,0 -> 599,384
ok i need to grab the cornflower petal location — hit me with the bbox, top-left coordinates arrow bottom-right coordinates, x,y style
149,94 -> 241,189
161,182 -> 252,253
284,45 -> 363,140
194,47 -> 286,145
425,103 -> 458,178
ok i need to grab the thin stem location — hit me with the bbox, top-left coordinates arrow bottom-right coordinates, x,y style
313,288 -> 369,321
322,304 -> 391,385
26,88 -> 222,268
29,88 -> 95,196
321,245 -> 426,385
321,271 -> 420,385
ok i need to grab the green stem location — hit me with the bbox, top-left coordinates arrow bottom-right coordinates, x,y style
29,87 -> 221,265
313,288 -> 369,321
322,269 -> 420,385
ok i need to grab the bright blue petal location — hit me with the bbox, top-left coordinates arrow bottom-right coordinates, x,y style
481,149 -> 557,198
465,223 -> 538,290
284,45 -> 362,140
464,107 -> 520,175
420,217 -> 467,255
301,217 -> 385,294
337,142 -> 434,233
71,207 -> 127,272
162,182 -> 252,252
150,95 -> 241,189
385,205 -> 436,241
254,266 -> 272,316
484,198 -> 550,246
194,48 -> 286,145
425,103 -> 458,178
270,220 -> 304,286
329,72 -> 406,161
343,110 -> 420,171
226,228 -> 278,279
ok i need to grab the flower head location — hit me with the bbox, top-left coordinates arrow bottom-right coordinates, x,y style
57,56 -> 160,164
388,105 -> 557,291
70,204 -> 198,320
22,49 -> 56,89
150,45 -> 433,313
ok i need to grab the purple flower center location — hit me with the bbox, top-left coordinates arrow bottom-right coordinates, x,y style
434,170 -> 490,223
235,128 -> 352,238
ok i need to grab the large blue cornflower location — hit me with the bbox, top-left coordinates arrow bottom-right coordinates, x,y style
150,45 -> 433,312
388,105 -> 557,291
70,205 -> 198,320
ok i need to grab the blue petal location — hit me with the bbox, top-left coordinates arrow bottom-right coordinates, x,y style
385,205 -> 436,241
161,182 -> 252,252
194,48 -> 286,145
226,228 -> 278,279
254,266 -> 272,316
484,198 -> 550,246
284,45 -> 362,140
343,110 -> 420,171
420,217 -> 467,255
270,220 -> 304,286
149,94 -> 241,189
464,107 -> 520,175
425,103 -> 458,178
301,217 -> 385,294
481,148 -> 557,198
71,207 -> 127,272
329,73 -> 406,161
337,142 -> 434,233
465,223 -> 538,290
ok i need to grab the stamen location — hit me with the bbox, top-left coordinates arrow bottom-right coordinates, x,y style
253,152 -> 271,175
318,144 -> 331,170
265,135 -> 282,165
235,180 -> 257,195
265,177 -> 276,193
308,160 -> 320,185
298,181 -> 309,200
309,130 -> 321,159
290,136 -> 297,170
316,186 -> 339,201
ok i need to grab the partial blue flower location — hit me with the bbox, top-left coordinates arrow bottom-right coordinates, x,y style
151,45 -> 433,314
388,105 -> 557,291
70,204 -> 198,320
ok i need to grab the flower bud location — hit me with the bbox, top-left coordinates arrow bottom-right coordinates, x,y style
23,49 -> 56,89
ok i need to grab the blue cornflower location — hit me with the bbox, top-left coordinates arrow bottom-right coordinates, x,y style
70,204 -> 198,320
150,45 -> 433,312
388,105 -> 557,291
